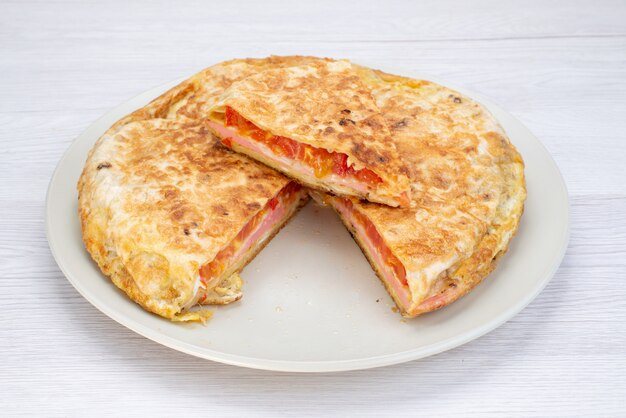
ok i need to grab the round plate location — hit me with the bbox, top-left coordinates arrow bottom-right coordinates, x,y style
46,71 -> 569,372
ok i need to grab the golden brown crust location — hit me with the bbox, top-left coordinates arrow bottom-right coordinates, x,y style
413,161 -> 526,315
79,57 -> 328,322
120,56 -> 335,127
78,119 -> 299,321
79,55 -> 525,322
210,59 -> 411,205
319,65 -> 526,316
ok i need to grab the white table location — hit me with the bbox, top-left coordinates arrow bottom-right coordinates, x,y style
2,0 -> 625,416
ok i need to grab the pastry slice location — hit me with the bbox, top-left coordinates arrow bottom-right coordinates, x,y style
311,65 -> 526,316
207,60 -> 410,207
79,119 -> 308,321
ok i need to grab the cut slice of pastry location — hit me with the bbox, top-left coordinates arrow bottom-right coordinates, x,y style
312,192 -> 486,316
206,60 -> 411,207
78,119 -> 308,321
312,66 -> 526,317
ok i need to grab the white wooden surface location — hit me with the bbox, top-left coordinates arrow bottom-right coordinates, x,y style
2,0 -> 625,416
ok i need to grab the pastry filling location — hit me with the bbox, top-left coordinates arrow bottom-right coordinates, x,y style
197,181 -> 304,301
332,197 -> 411,309
207,107 -> 414,207
224,106 -> 381,183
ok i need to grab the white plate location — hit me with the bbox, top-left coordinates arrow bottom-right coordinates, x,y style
46,72 -> 569,373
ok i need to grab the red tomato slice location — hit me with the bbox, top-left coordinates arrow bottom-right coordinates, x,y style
222,137 -> 233,148
355,168 -> 383,186
268,196 -> 279,210
224,107 -> 384,187
332,153 -> 349,176
349,199 -> 408,286
199,182 -> 301,284
273,136 -> 299,158
224,107 -> 238,127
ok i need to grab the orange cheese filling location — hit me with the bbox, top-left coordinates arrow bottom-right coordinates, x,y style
223,106 -> 383,186
198,182 -> 303,297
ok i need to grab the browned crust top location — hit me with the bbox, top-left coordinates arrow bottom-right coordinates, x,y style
211,60 -> 411,199
328,65 -> 526,314
79,55 -> 526,320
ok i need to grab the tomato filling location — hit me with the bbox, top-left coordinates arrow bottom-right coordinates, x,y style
342,198 -> 408,287
223,106 -> 383,186
198,182 -> 302,296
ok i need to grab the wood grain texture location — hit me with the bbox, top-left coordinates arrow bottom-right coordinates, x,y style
1,0 -> 625,416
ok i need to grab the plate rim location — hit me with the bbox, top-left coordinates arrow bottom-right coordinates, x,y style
46,75 -> 570,373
